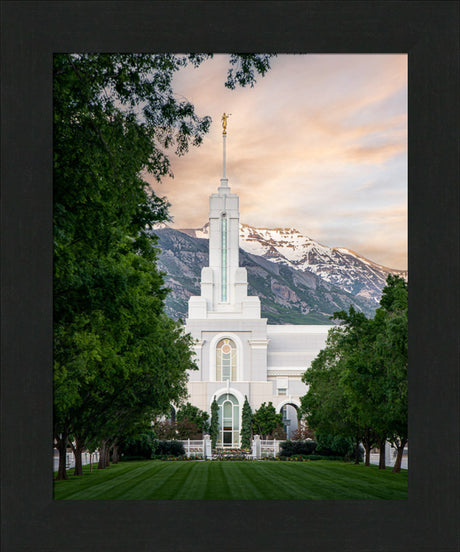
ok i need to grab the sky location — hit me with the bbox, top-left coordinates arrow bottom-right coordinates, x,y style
148,54 -> 407,270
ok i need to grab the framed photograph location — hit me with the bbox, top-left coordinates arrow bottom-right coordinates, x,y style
1,2 -> 458,551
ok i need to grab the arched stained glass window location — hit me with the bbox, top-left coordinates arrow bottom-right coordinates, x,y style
216,338 -> 237,381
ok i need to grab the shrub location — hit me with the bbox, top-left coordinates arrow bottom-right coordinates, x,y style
290,423 -> 315,441
315,433 -> 355,458
152,419 -> 203,439
280,440 -> 317,457
153,440 -> 185,457
119,431 -> 158,459
152,420 -> 178,440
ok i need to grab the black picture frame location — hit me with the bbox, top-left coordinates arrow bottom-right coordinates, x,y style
1,1 -> 458,551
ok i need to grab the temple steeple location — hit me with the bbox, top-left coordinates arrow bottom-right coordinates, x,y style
218,112 -> 231,195
187,114 -> 261,320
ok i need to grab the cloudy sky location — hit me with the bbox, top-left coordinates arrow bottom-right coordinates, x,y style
149,54 -> 407,270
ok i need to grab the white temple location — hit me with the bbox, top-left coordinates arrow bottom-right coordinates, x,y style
184,114 -> 333,447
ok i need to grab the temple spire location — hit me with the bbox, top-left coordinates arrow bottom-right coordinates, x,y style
219,113 -> 231,194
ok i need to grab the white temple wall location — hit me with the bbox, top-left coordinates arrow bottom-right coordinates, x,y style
248,382 -> 277,411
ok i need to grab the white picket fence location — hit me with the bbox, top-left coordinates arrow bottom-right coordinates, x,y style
178,437 -> 212,458
251,436 -> 280,459
260,439 -> 280,458
53,450 -> 100,471
177,436 -> 280,460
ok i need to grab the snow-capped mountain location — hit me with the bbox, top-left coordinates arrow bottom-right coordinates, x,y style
181,223 -> 407,304
153,226 -> 382,324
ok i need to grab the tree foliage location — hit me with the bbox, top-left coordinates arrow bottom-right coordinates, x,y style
210,398 -> 219,449
53,53 -> 274,478
176,402 -> 210,435
252,402 -> 284,439
241,396 -> 253,449
300,275 -> 408,470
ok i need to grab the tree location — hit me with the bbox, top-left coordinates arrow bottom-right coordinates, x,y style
241,396 -> 253,449
331,307 -> 383,466
53,53 -> 273,478
210,398 -> 219,449
118,429 -> 158,459
290,422 -> 315,441
176,402 -> 210,436
174,419 -> 201,440
300,275 -> 408,470
374,275 -> 408,472
300,326 -> 367,464
252,402 -> 283,439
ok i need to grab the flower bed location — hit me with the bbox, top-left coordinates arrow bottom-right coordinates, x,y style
212,448 -> 251,461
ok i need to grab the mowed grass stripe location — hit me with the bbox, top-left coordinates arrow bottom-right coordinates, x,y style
221,462 -> 270,499
54,460 -> 408,500
257,462 -> 327,499
164,461 -> 208,500
203,461 -> 233,499
220,462 -> 269,499
237,462 -> 298,499
277,462 -> 407,500
55,461 -> 173,500
142,462 -> 195,500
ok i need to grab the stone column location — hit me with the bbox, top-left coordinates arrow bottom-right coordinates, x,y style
204,434 -> 212,460
252,435 -> 261,460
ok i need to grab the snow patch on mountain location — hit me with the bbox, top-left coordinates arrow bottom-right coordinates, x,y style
180,223 -> 407,304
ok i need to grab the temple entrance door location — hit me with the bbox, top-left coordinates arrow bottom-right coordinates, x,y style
217,393 -> 240,448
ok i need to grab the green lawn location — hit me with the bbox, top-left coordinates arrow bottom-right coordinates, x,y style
54,460 -> 407,500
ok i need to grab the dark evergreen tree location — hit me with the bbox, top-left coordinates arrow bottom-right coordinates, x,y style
210,398 -> 219,449
241,396 -> 253,449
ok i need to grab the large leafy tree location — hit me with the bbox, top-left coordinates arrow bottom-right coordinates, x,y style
301,326 -> 367,464
373,275 -> 408,472
252,402 -> 283,439
53,53 -> 273,479
176,402 -> 210,435
301,275 -> 408,470
331,307 -> 384,466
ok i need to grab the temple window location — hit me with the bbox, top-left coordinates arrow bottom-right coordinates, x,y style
216,338 -> 237,381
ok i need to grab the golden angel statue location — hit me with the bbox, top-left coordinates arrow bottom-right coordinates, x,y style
222,112 -> 231,133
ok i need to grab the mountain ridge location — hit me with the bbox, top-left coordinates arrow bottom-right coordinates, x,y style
152,223 -> 406,324
180,222 -> 407,303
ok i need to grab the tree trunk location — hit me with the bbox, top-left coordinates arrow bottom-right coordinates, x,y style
364,442 -> 371,466
362,429 -> 376,467
71,435 -> 85,476
392,439 -> 407,473
111,443 -> 119,464
105,442 -> 111,467
378,438 -> 386,470
55,431 -> 69,481
98,440 -> 109,470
